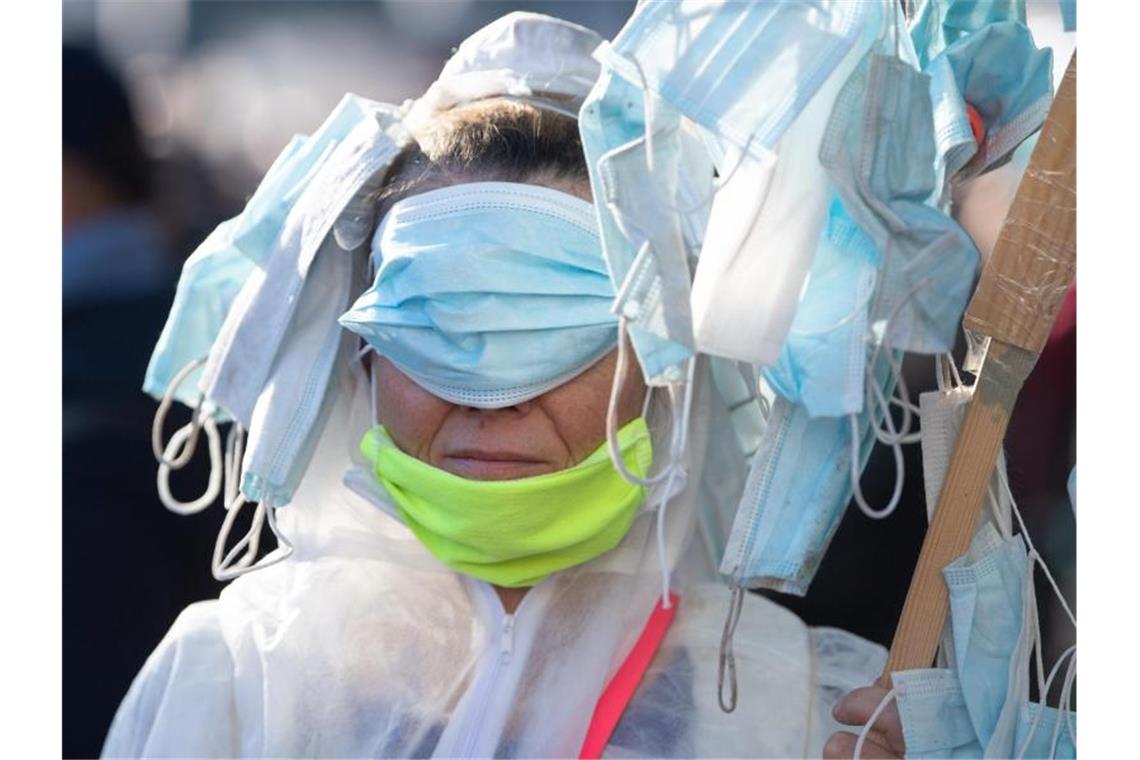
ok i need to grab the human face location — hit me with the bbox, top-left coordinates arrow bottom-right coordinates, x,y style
371,349 -> 647,481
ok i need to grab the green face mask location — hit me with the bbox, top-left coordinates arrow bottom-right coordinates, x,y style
360,418 -> 654,588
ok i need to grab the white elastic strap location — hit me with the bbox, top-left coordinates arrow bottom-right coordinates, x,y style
1050,652 -> 1077,758
847,269 -> 944,518
1017,644 -> 1078,759
151,357 -> 208,468
211,497 -> 295,581
1007,477 -> 1078,627
156,416 -> 223,515
848,410 -> 906,519
717,574 -> 746,713
607,318 -> 679,487
854,687 -> 898,760
653,357 -> 696,609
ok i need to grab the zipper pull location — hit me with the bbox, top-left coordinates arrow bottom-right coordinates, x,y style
500,614 -> 515,662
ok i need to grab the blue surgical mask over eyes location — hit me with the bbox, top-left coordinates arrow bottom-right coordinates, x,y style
926,20 -> 1053,182
339,182 -> 620,408
820,47 -> 980,355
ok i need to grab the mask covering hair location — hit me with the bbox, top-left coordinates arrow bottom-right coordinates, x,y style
359,417 -> 654,588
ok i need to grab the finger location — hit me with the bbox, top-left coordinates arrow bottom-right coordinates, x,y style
833,687 -> 905,754
822,730 -> 900,759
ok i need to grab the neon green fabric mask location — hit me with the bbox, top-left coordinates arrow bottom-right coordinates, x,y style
360,418 -> 653,587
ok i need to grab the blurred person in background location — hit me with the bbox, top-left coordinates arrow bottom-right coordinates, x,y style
62,43 -> 222,759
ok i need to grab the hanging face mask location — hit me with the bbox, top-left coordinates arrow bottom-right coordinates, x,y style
597,0 -> 879,367
890,523 -> 1076,759
907,0 -> 1027,69
719,347 -> 899,595
360,417 -> 653,588
820,48 -> 980,356
200,100 -> 403,428
142,131 -> 313,410
578,68 -> 697,385
340,182 -> 619,407
761,197 -> 878,418
926,20 -> 1053,183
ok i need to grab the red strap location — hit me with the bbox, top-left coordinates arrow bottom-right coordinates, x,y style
578,593 -> 680,759
966,102 -> 986,145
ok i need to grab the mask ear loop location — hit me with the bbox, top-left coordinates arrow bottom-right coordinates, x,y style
151,357 -> 209,468
607,317 -> 681,487
848,269 -> 940,519
156,416 -> 223,515
1016,643 -> 1077,758
1051,651 -> 1077,757
717,569 -> 745,713
652,354 -> 696,609
210,419 -> 295,581
853,687 -> 899,760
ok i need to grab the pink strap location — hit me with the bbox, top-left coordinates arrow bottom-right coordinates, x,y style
578,593 -> 680,759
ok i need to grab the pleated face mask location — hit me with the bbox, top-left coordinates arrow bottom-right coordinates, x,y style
339,182 -> 620,408
359,417 -> 654,588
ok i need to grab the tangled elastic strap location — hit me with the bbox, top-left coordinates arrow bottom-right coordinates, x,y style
151,357 -> 295,581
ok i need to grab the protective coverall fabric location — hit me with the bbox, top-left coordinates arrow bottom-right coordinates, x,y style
104,361 -> 888,758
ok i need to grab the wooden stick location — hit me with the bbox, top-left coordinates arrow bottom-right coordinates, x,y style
883,52 -> 1077,680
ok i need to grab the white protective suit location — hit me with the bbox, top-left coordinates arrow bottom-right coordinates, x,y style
103,11 -> 889,759
105,356 -> 885,758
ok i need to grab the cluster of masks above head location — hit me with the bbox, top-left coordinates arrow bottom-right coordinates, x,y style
143,0 -> 1057,598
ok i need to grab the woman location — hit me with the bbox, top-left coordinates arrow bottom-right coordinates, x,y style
106,12 -> 904,759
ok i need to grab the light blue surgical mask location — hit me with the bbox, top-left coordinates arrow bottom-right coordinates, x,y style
147,95 -> 406,581
602,0 -> 874,160
926,20 -> 1053,183
200,100 -> 403,428
907,0 -> 1027,69
719,347 -> 900,595
588,0 -> 880,370
578,67 -> 697,385
762,197 -> 878,418
890,523 -> 1077,759
144,94 -> 396,414
339,182 -> 620,408
820,47 -> 980,355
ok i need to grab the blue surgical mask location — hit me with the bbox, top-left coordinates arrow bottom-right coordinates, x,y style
144,94 -> 395,412
890,523 -> 1077,759
926,20 -> 1053,183
589,0 -> 881,369
719,347 -> 899,595
762,197 -> 878,418
339,182 -> 620,408
907,0 -> 1027,69
820,48 -> 980,355
578,67 -> 697,385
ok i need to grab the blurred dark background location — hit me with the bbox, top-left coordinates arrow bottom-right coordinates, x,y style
61,1 -> 1074,757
